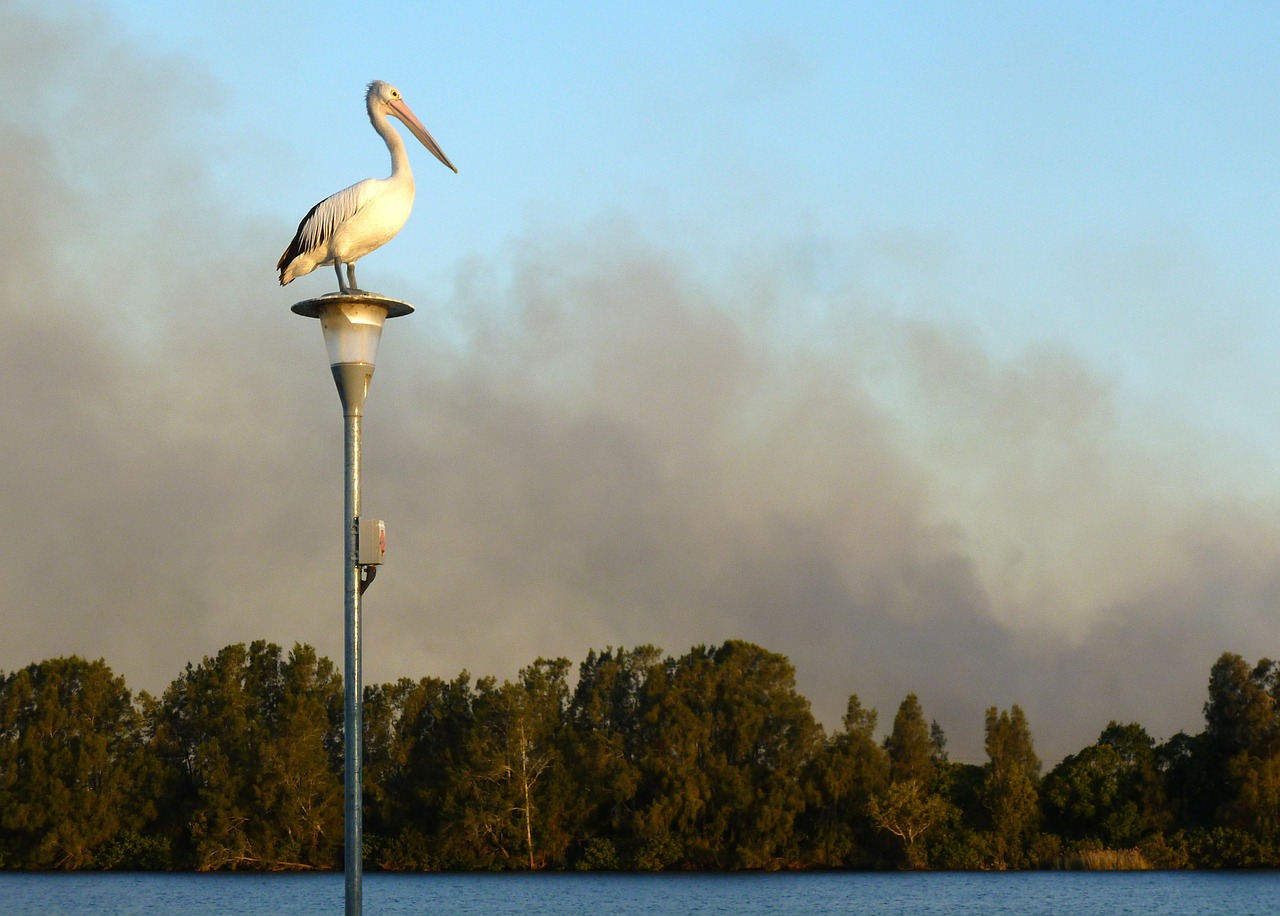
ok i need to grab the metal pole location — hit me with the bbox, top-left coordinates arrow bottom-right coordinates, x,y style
292,295 -> 413,914
344,408 -> 363,916
291,296 -> 407,910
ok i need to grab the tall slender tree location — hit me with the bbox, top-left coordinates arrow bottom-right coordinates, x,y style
981,705 -> 1040,867
798,694 -> 888,867
884,694 -> 934,786
1200,654 -> 1280,855
869,694 -> 951,868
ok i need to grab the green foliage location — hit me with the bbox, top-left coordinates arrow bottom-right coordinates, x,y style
463,659 -> 572,869
147,641 -> 342,870
981,705 -> 1041,868
362,671 -> 477,869
1204,654 -> 1279,760
629,641 -> 821,869
0,657 -> 154,869
867,694 -> 956,868
632,832 -> 683,871
884,695 -> 934,786
8,643 -> 1280,871
868,779 -> 950,868
1042,722 -> 1168,848
1157,730 -> 1216,827
921,761 -> 985,869
1185,826 -> 1278,868
575,837 -> 620,870
1136,830 -> 1191,869
796,694 -> 888,867
93,830 -> 175,870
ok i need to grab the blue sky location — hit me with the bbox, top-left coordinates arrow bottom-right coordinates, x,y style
6,1 -> 1280,761
109,1 -> 1280,416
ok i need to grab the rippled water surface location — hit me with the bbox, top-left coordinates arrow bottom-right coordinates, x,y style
3,870 -> 1280,915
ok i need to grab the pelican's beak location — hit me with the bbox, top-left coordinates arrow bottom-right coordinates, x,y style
389,98 -> 458,173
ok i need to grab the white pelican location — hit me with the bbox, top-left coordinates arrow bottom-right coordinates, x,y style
277,80 -> 457,293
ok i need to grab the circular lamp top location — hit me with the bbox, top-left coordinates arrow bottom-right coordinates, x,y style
291,291 -> 415,320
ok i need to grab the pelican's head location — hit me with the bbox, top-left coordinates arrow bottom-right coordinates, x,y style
366,80 -> 458,174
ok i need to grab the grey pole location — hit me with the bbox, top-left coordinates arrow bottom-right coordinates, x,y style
333,358 -> 373,916
292,293 -> 413,916
343,396 -> 364,916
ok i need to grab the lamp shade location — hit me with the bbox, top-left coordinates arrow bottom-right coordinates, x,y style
291,293 -> 415,416
318,300 -> 389,367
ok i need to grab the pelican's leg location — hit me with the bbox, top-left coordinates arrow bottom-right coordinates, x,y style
346,263 -> 359,293
334,262 -> 349,293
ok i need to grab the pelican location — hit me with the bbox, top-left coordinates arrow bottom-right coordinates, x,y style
277,80 -> 457,293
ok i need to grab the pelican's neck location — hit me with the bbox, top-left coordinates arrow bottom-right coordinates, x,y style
371,109 -> 413,182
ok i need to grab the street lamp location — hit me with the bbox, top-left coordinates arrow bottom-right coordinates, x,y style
292,291 -> 411,915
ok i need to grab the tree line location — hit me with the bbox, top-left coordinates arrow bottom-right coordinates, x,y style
1,640 -> 1278,871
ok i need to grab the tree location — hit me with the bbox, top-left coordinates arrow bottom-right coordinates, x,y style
463,659 -> 571,869
884,694 -> 934,786
0,657 -> 153,868
148,642 -> 342,870
1042,721 -> 1167,848
564,645 -> 661,867
704,642 -> 821,868
869,694 -> 953,868
362,672 -> 476,869
1204,654 -> 1278,761
361,675 -> 420,864
256,644 -> 343,865
1157,730 -> 1214,829
981,705 -> 1040,867
632,642 -> 821,869
1199,654 -> 1280,857
798,694 -> 888,867
924,758 -> 987,870
28,639 -> 1280,870
867,779 -> 949,869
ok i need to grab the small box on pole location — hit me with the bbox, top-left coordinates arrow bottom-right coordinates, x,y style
359,519 -> 386,566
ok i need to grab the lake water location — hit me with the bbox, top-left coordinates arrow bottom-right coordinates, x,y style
2,870 -> 1279,915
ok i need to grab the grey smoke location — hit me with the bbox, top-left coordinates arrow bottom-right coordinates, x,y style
2,4 -> 1273,763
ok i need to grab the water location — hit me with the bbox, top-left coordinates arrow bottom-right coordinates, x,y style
2,870 -> 1279,915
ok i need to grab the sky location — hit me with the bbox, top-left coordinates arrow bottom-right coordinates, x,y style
3,0 -> 1280,762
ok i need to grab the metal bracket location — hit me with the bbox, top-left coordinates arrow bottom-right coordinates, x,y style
358,564 -> 378,596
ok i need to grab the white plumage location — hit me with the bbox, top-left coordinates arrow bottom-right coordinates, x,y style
278,81 -> 456,292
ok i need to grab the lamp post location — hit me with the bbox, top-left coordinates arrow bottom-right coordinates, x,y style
292,291 -> 412,916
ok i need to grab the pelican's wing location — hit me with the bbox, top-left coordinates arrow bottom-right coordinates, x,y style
277,178 -> 379,272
